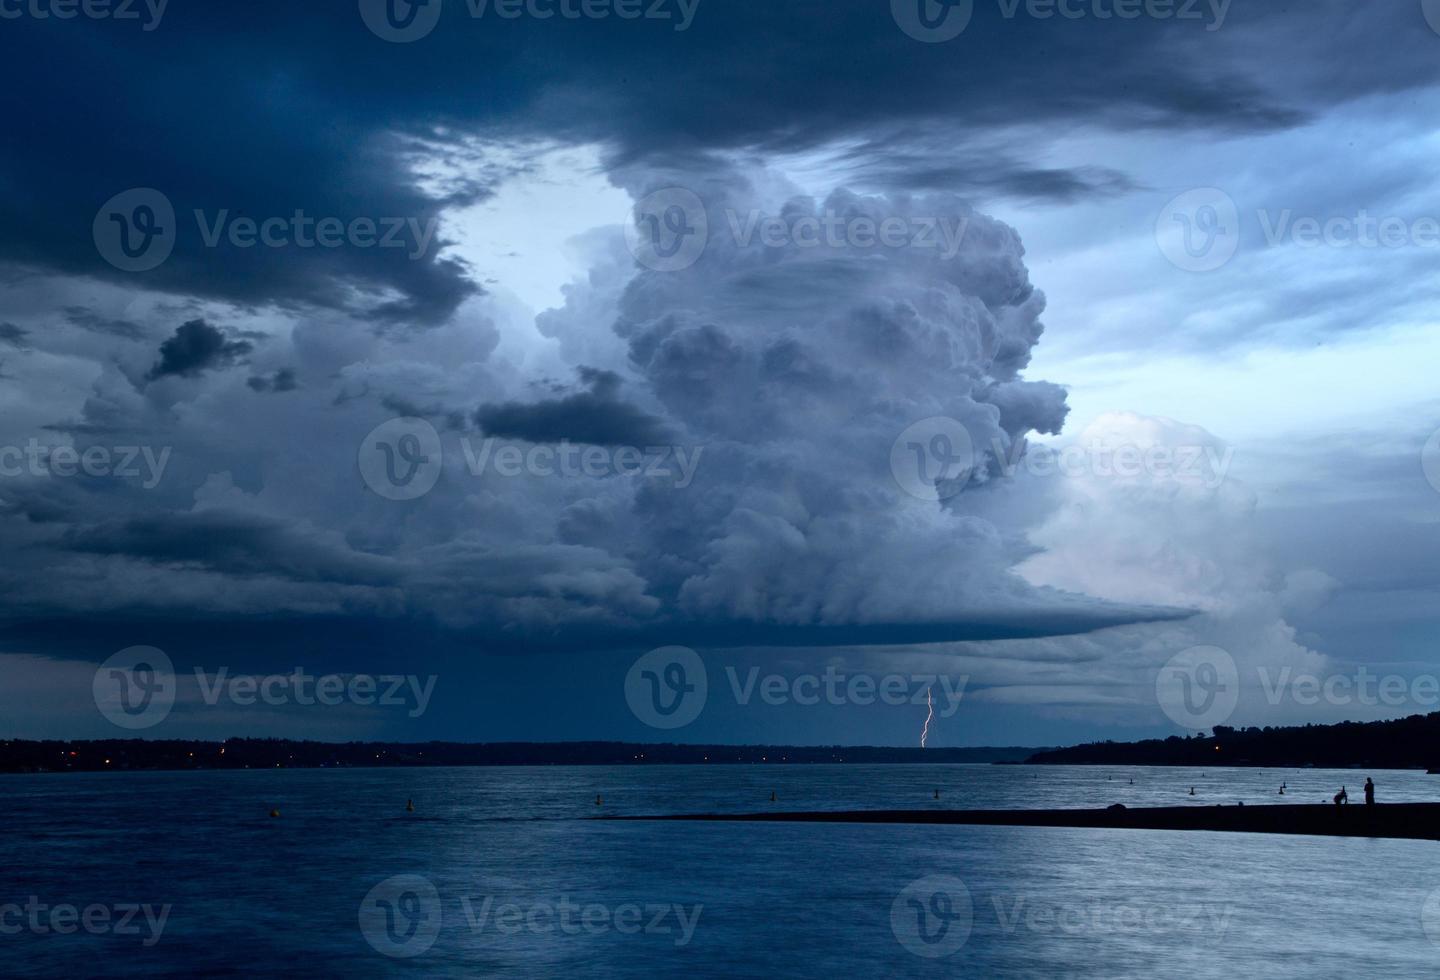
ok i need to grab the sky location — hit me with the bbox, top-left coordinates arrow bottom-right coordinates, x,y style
0,0 -> 1438,747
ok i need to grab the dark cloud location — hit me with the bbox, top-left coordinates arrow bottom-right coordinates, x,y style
475,368 -> 674,446
64,307 -> 146,341
0,322 -> 27,348
247,368 -> 299,393
3,0 -> 1429,329
146,319 -> 253,381
60,510 -> 401,588
833,138 -> 1145,203
0,1 -> 1432,744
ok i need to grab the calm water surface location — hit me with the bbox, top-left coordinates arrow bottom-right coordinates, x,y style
2,764 -> 1438,977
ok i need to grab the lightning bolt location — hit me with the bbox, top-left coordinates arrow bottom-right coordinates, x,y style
920,687 -> 934,748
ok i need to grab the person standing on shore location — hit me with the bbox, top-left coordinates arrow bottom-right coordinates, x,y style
1364,778 -> 1375,806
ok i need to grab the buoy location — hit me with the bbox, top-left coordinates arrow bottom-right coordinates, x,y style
595,794 -> 603,806
406,799 -> 415,812
933,789 -> 940,800
770,791 -> 777,802
1278,786 -> 1285,795
1189,787 -> 1195,795
269,808 -> 280,818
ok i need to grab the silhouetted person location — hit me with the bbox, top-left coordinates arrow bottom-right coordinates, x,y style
1333,786 -> 1348,806
1364,778 -> 1375,806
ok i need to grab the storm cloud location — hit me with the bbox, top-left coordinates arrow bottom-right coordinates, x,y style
0,1 -> 1435,742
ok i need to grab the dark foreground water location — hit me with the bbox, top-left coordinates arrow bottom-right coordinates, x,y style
3,764 -> 1439,977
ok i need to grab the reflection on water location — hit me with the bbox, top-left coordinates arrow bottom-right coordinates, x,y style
1,765 -> 1437,977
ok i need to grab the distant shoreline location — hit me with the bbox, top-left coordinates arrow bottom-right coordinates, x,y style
1028,712 -> 1440,770
0,738 -> 1040,773
12,711 -> 1440,773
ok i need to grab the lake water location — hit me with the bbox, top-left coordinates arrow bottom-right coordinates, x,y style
3,764 -> 1439,977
